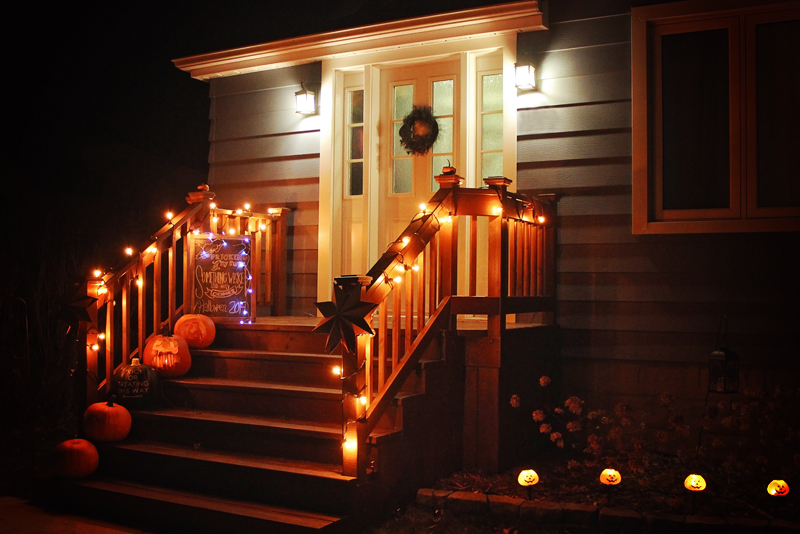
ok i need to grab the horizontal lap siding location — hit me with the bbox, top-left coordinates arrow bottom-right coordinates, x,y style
208,63 -> 322,316
516,2 -> 800,406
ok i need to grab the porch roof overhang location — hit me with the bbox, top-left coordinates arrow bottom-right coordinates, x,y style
172,1 -> 544,80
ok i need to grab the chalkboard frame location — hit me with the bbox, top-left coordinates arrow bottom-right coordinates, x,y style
187,233 -> 256,323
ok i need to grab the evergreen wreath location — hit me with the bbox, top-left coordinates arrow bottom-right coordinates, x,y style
398,105 -> 439,155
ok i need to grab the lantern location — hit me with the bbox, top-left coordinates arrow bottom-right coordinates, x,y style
143,331 -> 191,377
83,397 -> 132,442
600,469 -> 622,486
112,357 -> 159,409
174,314 -> 216,349
684,474 -> 706,492
53,439 -> 99,478
518,469 -> 539,487
768,480 -> 789,496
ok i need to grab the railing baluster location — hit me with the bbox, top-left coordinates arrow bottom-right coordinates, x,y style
379,299 -> 387,389
469,215 -> 478,297
405,267 -> 413,353
416,250 -> 425,333
508,220 -> 516,296
392,281 -> 401,370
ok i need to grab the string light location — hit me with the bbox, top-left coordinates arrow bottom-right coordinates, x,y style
93,269 -> 102,278
537,215 -> 546,224
236,209 -> 243,215
210,202 -> 216,209
359,395 -> 367,406
125,247 -> 133,256
244,203 -> 251,210
166,211 -> 174,220
494,206 -> 503,215
136,279 -> 143,287
97,333 -> 106,340
401,236 -> 410,245
333,366 -> 342,376
259,223 -> 266,231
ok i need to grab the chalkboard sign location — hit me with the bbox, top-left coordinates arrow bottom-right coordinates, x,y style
189,234 -> 254,323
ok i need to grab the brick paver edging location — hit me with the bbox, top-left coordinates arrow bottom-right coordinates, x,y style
416,488 -> 800,533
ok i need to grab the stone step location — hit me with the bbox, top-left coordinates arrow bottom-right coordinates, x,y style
98,440 -> 356,516
161,377 -> 342,422
129,408 -> 345,464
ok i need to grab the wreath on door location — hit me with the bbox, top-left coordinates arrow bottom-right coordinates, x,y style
399,105 -> 439,155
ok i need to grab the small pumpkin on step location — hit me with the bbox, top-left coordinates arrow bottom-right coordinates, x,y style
83,395 -> 132,442
143,325 -> 192,377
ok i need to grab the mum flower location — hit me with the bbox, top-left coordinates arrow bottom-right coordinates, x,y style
532,410 -> 546,422
539,376 -> 552,387
550,432 -> 562,442
539,423 -> 552,434
566,421 -> 582,432
510,395 -> 521,408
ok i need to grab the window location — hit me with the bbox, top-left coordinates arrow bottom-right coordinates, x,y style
346,88 -> 364,196
632,1 -> 800,233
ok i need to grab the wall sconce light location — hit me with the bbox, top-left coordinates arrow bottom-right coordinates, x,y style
515,63 -> 536,90
295,83 -> 316,114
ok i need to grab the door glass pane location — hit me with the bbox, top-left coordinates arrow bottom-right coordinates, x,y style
482,74 -> 503,111
393,84 -> 413,120
350,126 -> 363,159
393,122 -> 406,156
482,152 -> 503,178
433,80 -> 453,115
349,162 -> 363,196
433,117 -> 453,154
481,114 -> 503,151
661,29 -> 730,210
350,90 -> 364,123
393,159 -> 412,194
756,18 -> 800,208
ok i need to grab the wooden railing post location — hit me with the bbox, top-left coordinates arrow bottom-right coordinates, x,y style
435,173 -> 462,327
333,275 -> 372,478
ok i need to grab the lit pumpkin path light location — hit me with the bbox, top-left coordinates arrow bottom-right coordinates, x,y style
600,468 -> 621,505
518,469 -> 539,500
684,474 -> 706,514
768,480 -> 789,496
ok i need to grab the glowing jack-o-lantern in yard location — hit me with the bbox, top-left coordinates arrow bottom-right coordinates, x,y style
768,480 -> 789,496
600,468 -> 622,486
684,474 -> 707,492
518,469 -> 539,487
143,332 -> 191,377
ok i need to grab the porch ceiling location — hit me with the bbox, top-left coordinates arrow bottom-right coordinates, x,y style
172,1 -> 544,80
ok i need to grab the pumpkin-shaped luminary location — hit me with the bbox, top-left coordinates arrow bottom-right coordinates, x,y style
53,439 -> 99,478
112,357 -> 159,409
83,396 -> 132,442
768,480 -> 789,496
143,332 -> 191,377
600,468 -> 622,486
174,313 -> 216,349
684,474 -> 706,492
518,469 -> 539,487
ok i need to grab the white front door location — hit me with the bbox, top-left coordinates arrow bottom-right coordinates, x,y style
377,59 -> 460,253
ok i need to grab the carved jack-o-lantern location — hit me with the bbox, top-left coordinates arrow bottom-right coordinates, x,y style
768,480 -> 789,496
143,333 -> 191,377
684,474 -> 707,492
517,469 -> 539,487
174,314 -> 216,349
600,468 -> 621,486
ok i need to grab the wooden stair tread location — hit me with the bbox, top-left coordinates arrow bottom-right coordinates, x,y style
75,476 -> 342,529
133,407 -> 401,442
107,440 -> 355,481
165,377 -> 340,396
134,408 -> 342,435
192,348 -> 340,361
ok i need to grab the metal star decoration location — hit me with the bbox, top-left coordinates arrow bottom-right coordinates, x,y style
314,281 -> 377,353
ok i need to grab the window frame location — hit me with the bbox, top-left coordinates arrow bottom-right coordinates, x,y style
631,0 -> 800,234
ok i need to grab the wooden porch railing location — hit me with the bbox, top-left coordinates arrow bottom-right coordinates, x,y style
80,189 -> 290,406
327,175 -> 556,478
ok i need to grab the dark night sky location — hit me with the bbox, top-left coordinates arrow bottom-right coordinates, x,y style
6,0 -> 513,273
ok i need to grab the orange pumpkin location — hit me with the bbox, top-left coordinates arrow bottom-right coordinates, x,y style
83,397 -> 132,442
143,333 -> 191,377
53,439 -> 99,478
174,314 -> 216,349
442,159 -> 456,175
600,468 -> 622,486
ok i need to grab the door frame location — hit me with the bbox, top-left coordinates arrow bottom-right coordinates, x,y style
318,33 -> 520,305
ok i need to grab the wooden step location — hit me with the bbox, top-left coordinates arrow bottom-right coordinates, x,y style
212,320 -> 332,354
161,377 -> 342,422
98,441 -> 356,516
43,475 -> 346,534
191,349 -> 341,388
130,408 -> 345,464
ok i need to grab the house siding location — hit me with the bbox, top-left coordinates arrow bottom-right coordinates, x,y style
207,63 -> 322,316
516,0 -> 800,411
